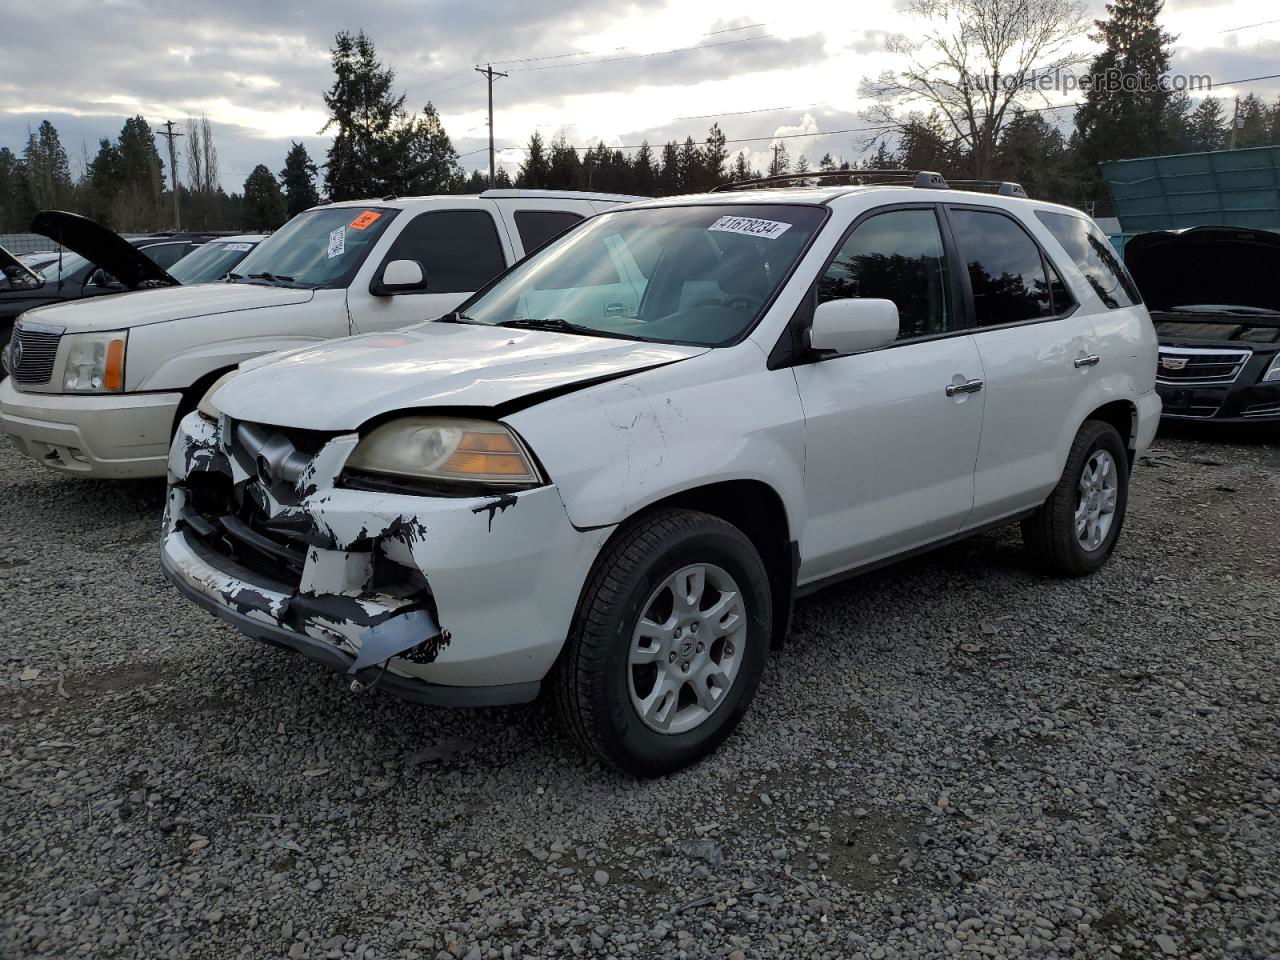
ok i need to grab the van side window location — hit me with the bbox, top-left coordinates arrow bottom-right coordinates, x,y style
949,209 -> 1056,325
1035,210 -> 1141,309
514,210 -> 584,254
818,208 -> 953,339
385,210 -> 507,293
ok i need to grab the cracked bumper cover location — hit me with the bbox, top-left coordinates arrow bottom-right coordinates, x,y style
161,413 -> 612,702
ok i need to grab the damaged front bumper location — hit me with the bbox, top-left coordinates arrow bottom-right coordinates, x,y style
161,412 -> 612,705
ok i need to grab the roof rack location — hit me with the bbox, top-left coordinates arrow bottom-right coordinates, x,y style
710,169 -> 1028,198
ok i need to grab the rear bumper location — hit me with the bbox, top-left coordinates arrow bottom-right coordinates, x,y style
0,376 -> 178,477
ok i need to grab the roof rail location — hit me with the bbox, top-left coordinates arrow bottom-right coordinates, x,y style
711,169 -> 1029,198
711,169 -> 950,192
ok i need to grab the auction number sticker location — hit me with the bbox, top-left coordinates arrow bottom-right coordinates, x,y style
223,242 -> 252,252
327,226 -> 346,259
708,215 -> 792,240
350,210 -> 382,230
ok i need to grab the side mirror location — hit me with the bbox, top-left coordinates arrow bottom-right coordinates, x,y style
808,298 -> 899,356
87,268 -> 124,289
373,259 -> 427,296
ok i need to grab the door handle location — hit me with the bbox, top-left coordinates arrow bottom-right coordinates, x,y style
1074,354 -> 1101,368
945,378 -> 984,397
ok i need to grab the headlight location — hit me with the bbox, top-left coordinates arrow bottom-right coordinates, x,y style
197,370 -> 240,421
345,417 -> 541,486
1264,353 -> 1280,383
63,330 -> 127,393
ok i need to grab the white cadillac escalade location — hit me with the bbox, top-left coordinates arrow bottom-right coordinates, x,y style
160,174 -> 1161,776
0,190 -> 638,478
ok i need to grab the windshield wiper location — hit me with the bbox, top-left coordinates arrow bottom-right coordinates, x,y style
226,271 -> 244,281
437,311 -> 484,324
247,272 -> 296,285
498,317 -> 619,337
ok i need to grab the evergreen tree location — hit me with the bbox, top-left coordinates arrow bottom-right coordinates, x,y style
320,31 -> 455,198
730,151 -> 753,182
463,169 -> 488,193
1073,0 -> 1176,202
818,152 -> 837,172
676,137 -> 702,192
517,131 -> 550,188
494,167 -> 514,188
547,136 -> 583,189
702,124 -> 728,190
994,110 -> 1072,203
657,142 -> 680,195
243,164 -> 287,230
1186,97 -> 1227,151
85,138 -> 123,224
1235,94 -> 1270,148
279,141 -> 320,217
794,155 -> 810,176
0,147 -> 29,231
107,116 -> 166,230
868,141 -> 898,169
632,142 -> 657,195
23,120 -> 73,210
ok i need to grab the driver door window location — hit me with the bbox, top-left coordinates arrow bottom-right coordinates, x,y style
818,208 -> 953,339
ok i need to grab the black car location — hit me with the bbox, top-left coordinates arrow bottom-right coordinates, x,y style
0,211 -> 225,350
1125,226 -> 1280,422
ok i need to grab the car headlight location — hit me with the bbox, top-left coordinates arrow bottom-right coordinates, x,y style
62,330 -> 127,393
197,370 -> 240,421
345,417 -> 541,486
1264,353 -> 1280,383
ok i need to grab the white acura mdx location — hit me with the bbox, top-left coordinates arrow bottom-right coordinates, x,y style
162,174 -> 1160,776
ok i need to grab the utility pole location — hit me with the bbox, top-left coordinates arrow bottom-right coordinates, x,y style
1228,96 -> 1240,150
475,64 -> 508,187
158,120 -> 184,229
771,143 -> 782,176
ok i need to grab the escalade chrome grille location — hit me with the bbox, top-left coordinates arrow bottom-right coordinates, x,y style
1156,347 -> 1250,385
6,324 -> 63,385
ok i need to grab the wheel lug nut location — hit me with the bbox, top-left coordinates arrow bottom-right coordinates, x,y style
691,622 -> 699,633
668,652 -> 676,663
696,643 -> 704,653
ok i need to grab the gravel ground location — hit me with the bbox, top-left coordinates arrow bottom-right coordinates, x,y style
2,424 -> 1278,960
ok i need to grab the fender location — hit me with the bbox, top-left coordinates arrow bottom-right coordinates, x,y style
506,342 -> 807,534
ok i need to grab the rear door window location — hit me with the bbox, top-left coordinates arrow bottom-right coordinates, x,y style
384,210 -> 507,293
1035,211 -> 1141,309
949,209 -> 1055,325
141,242 -> 191,269
514,210 -> 584,255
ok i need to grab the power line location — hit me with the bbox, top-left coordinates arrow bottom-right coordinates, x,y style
1218,17 -> 1280,33
1210,71 -> 1280,89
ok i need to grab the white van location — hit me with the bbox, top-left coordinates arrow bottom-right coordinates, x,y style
0,190 -> 639,478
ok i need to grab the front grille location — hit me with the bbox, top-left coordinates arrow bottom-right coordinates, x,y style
1156,348 -> 1250,385
7,325 -> 62,384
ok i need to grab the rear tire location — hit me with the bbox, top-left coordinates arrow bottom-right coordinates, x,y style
554,509 -> 771,777
1021,420 -> 1129,577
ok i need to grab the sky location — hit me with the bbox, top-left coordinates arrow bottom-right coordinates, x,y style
1,0 -> 1278,193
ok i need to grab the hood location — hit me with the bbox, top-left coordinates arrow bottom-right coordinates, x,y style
0,242 -> 40,286
1125,226 -> 1280,313
216,322 -> 709,430
24,282 -> 316,332
30,210 -> 178,290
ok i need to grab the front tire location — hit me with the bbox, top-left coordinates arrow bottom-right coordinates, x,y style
1022,420 -> 1129,577
554,509 -> 771,777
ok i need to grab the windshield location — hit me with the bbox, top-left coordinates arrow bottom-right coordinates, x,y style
458,204 -> 827,346
170,240 -> 258,284
36,252 -> 90,283
230,207 -> 397,288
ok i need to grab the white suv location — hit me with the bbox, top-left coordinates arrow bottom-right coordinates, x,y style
161,175 -> 1160,776
0,190 -> 638,478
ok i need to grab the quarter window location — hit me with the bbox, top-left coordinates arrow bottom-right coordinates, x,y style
949,209 -> 1057,325
384,210 -> 507,294
818,208 -> 953,338
514,210 -> 584,255
1035,210 -> 1141,309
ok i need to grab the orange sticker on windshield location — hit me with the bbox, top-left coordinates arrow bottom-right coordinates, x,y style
349,211 -> 382,230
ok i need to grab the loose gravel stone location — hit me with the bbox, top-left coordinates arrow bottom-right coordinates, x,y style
1,428 -> 1279,959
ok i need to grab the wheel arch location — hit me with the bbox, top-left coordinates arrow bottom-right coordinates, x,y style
592,479 -> 797,650
1084,398 -> 1139,466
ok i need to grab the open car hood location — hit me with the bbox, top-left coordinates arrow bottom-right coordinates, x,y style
0,242 -> 40,286
30,210 -> 178,290
215,321 -> 708,431
1125,226 -> 1280,313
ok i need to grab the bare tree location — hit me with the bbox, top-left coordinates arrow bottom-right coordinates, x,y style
861,0 -> 1088,178
184,115 -> 221,227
